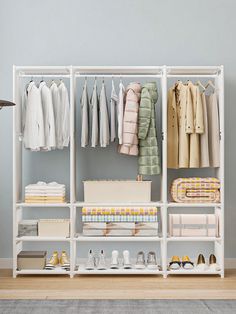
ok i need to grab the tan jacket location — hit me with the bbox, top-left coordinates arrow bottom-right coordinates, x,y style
167,86 -> 178,168
188,81 -> 204,168
176,82 -> 193,168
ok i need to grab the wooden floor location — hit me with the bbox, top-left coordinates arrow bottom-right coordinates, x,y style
0,269 -> 236,299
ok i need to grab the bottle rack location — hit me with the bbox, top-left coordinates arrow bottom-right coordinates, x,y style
13,65 -> 224,278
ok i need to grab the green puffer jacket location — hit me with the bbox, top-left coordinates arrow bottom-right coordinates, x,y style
138,82 -> 160,175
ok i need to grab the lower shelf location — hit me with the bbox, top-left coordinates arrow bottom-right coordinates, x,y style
75,265 -> 163,275
16,269 -> 70,275
167,269 -> 222,275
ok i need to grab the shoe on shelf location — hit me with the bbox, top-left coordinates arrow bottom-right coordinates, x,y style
209,254 -> 220,271
147,251 -> 158,270
182,256 -> 194,270
169,256 -> 181,270
196,254 -> 207,270
97,249 -> 107,270
60,251 -> 70,270
110,250 -> 119,269
135,251 -> 146,269
85,249 -> 96,270
45,251 -> 59,270
123,250 -> 132,269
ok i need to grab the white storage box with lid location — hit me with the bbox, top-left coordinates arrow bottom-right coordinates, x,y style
38,219 -> 70,237
83,180 -> 152,202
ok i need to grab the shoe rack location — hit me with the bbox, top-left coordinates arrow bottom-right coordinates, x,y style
13,65 -> 224,278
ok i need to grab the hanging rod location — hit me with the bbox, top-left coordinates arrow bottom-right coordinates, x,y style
18,74 -> 71,78
167,74 -> 218,78
75,74 -> 162,78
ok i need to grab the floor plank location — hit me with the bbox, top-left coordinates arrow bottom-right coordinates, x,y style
0,269 -> 236,299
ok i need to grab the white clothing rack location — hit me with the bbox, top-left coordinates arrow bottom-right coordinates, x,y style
13,65 -> 224,278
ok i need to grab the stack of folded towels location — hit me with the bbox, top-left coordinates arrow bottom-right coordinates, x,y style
25,181 -> 66,203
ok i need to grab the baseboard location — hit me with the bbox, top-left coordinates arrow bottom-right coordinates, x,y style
0,258 -> 236,269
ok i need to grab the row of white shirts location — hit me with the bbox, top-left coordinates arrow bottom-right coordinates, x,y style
22,80 -> 70,151
81,79 -> 125,147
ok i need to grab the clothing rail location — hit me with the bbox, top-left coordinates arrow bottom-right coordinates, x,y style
167,74 -> 218,78
18,74 -> 71,78
75,74 -> 162,78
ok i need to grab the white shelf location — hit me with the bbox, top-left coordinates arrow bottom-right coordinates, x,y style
75,265 -> 163,275
75,201 -> 162,207
167,237 -> 221,242
167,269 -> 221,275
15,236 -> 70,242
16,202 -> 70,208
16,269 -> 70,275
167,202 -> 221,208
75,235 -> 162,242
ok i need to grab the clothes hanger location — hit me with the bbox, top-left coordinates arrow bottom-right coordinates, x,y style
196,80 -> 206,91
205,80 -> 215,90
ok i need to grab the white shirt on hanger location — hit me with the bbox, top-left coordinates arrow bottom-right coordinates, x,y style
23,81 -> 45,151
39,81 -> 56,150
99,82 -> 110,147
110,80 -> 118,142
81,80 -> 89,147
117,81 -> 125,144
58,81 -> 70,148
90,80 -> 99,147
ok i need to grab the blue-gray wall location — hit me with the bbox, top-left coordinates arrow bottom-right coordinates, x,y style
0,0 -> 235,259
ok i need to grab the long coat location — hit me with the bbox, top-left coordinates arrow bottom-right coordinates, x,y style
138,82 -> 160,175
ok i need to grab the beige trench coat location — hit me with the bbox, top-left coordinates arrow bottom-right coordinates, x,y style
188,81 -> 204,168
176,82 -> 194,168
167,86 -> 178,168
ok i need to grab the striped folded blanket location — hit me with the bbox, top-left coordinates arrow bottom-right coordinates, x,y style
82,207 -> 158,216
170,177 -> 220,203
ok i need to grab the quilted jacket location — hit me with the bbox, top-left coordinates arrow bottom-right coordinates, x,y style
119,82 -> 141,156
138,82 -> 160,175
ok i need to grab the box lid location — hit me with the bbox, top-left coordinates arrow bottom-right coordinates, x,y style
17,251 -> 47,258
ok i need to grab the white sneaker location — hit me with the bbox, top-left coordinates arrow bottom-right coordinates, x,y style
147,251 -> 158,270
85,249 -> 95,270
97,249 -> 107,270
123,250 -> 132,269
110,250 -> 119,269
135,251 -> 146,269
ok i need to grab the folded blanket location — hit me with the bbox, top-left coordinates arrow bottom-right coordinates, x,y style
170,177 -> 220,203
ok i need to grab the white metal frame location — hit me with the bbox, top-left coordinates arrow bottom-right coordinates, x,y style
13,65 -> 224,278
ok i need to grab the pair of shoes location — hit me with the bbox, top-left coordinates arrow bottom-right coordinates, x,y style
169,255 -> 194,270
86,249 -> 107,270
45,251 -> 70,270
135,251 -> 159,270
197,254 -> 220,271
110,250 -> 132,269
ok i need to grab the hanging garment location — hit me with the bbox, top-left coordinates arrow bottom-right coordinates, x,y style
176,81 -> 193,168
90,80 -> 99,147
117,81 -> 125,144
58,81 -> 70,148
200,92 -> 210,167
206,92 -> 220,167
99,82 -> 110,147
138,82 -> 160,175
50,81 -> 60,148
110,80 -> 118,142
23,81 -> 45,151
39,81 -> 56,150
188,81 -> 204,168
81,80 -> 89,147
167,85 -> 179,168
119,82 -> 141,156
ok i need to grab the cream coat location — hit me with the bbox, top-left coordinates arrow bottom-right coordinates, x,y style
188,81 -> 204,168
176,82 -> 193,168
